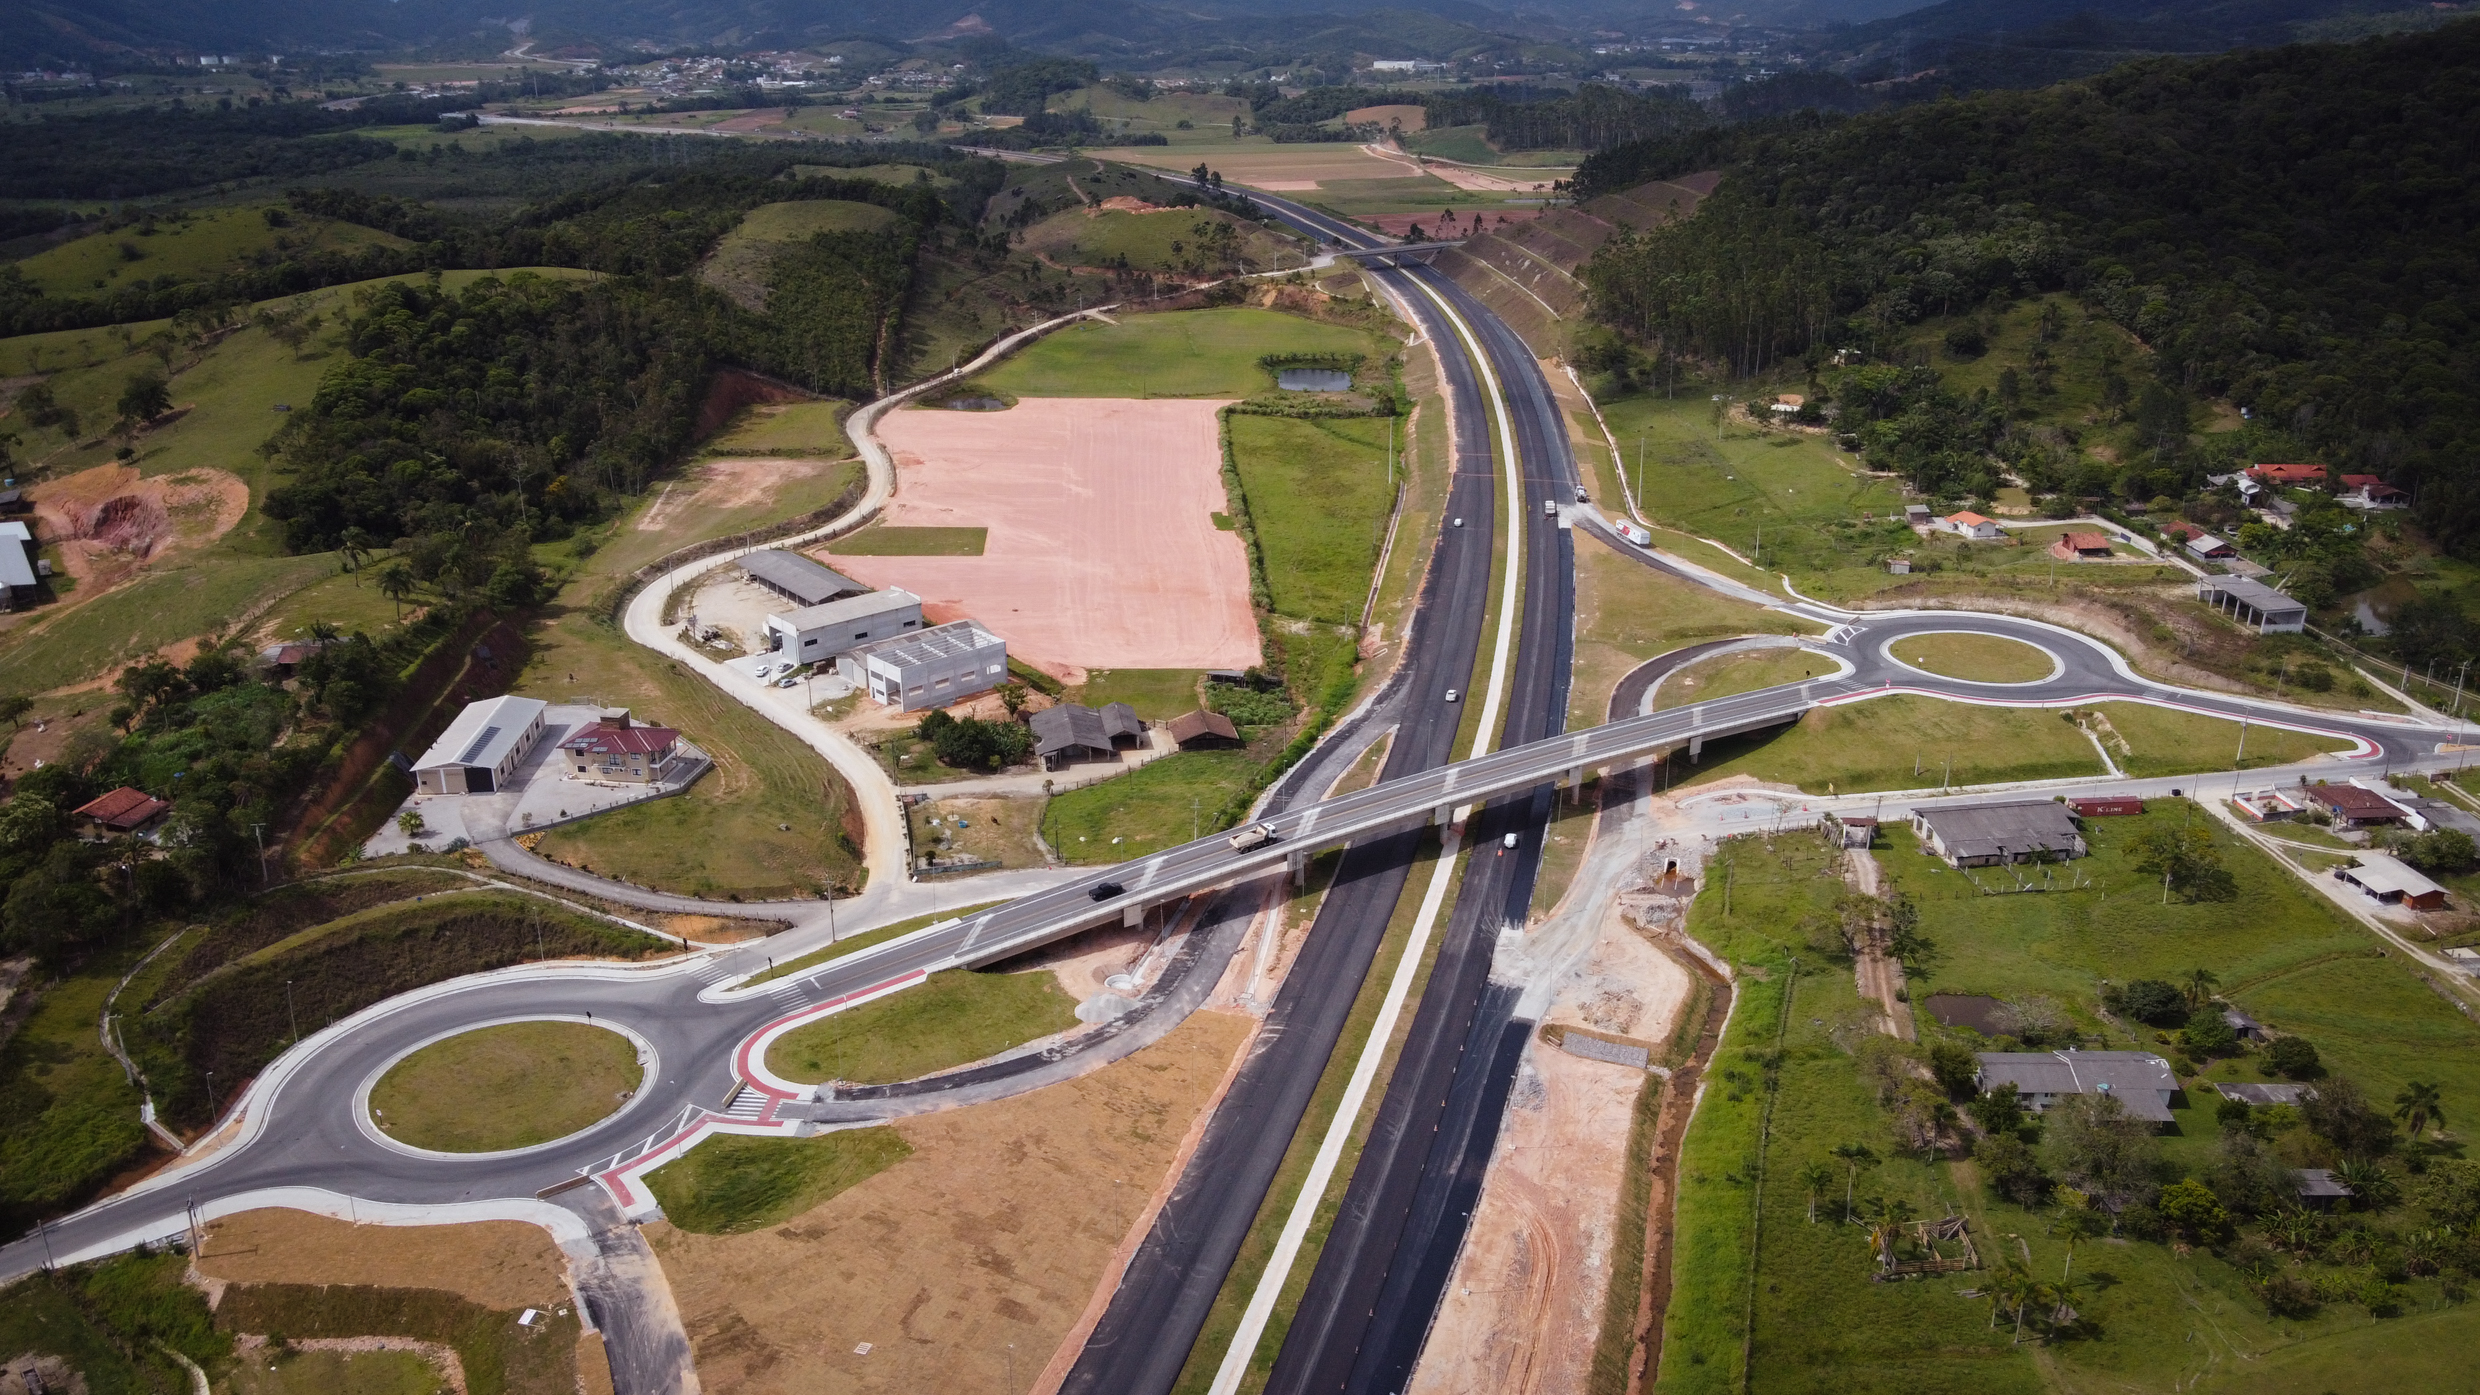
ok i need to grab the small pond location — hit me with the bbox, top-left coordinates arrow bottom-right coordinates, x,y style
1923,992 -> 2008,1035
942,396 -> 1008,411
1278,367 -> 1353,393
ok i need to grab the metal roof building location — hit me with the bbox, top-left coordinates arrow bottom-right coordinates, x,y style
835,621 -> 1008,713
763,588 -> 924,662
2195,575 -> 2307,633
1974,1050 -> 2177,1123
2334,852 -> 2448,910
1911,798 -> 2088,867
741,550 -> 867,608
411,694 -> 549,795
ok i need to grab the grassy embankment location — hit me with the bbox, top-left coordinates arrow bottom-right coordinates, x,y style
744,901 -> 1007,987
644,1127 -> 915,1235
1567,534 -> 1821,731
699,199 -> 900,310
1886,631 -> 2057,683
15,203 -> 412,298
764,966 -> 1080,1085
1656,809 -> 2480,1394
969,307 -> 1403,861
370,1020 -> 645,1153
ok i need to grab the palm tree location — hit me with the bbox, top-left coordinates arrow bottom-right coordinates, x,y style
375,563 -> 416,619
1864,1196 -> 1916,1266
2335,1157 -> 2400,1210
2050,1190 -> 2106,1282
1832,1142 -> 1879,1221
2183,967 -> 2221,1010
1796,1161 -> 1836,1224
2395,1080 -> 2447,1141
1985,1255 -> 2030,1330
338,525 -> 373,577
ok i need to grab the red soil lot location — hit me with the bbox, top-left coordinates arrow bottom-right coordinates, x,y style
833,399 -> 1263,682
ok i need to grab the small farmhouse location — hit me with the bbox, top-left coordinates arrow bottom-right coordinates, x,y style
1911,799 -> 2088,867
1975,1050 -> 2177,1124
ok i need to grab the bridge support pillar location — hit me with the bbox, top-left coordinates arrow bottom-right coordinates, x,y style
1566,765 -> 1584,803
1288,850 -> 1307,887
1433,804 -> 1452,827
1123,902 -> 1143,928
1688,734 -> 1704,763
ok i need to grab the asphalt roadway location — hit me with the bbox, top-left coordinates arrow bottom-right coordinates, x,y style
6,180 -> 2475,1395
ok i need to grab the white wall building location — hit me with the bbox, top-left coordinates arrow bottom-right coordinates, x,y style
411,695 -> 548,794
836,621 -> 1008,712
763,588 -> 924,663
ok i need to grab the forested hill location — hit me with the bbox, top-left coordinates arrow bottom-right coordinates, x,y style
1577,20 -> 2480,547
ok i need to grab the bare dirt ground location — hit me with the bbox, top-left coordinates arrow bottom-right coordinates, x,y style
645,1009 -> 1253,1395
25,462 -> 249,594
845,400 -> 1261,679
194,1208 -> 574,1312
638,457 -> 838,533
1412,897 -> 1689,1395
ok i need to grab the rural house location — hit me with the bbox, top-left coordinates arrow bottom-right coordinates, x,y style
2183,532 -> 2237,561
1974,1050 -> 2178,1124
2303,782 -> 2413,828
2334,852 -> 2447,910
1168,710 -> 1243,750
0,521 -> 41,611
2048,531 -> 2113,561
1941,511 -> 2005,541
1031,702 -> 1146,769
2248,462 -> 2328,487
1910,799 -> 2088,867
73,787 -> 170,840
560,713 -> 686,784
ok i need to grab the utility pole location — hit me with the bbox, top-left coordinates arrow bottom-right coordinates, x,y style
251,822 -> 269,889
2235,719 -> 2249,771
285,979 -> 298,1044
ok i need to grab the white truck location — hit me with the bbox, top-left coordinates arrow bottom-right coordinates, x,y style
1612,518 -> 1652,546
1228,822 -> 1279,852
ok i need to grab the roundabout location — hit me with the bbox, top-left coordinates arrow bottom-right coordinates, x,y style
1881,629 -> 2062,685
364,1016 -> 654,1159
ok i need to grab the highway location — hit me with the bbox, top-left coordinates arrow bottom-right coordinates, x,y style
4,161 -> 2474,1395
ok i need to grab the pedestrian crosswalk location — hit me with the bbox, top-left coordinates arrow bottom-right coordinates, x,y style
723,1087 -> 771,1121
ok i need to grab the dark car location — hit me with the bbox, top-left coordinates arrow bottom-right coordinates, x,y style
1089,881 -> 1127,902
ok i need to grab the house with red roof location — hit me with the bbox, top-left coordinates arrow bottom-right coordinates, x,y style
2339,474 -> 2407,510
2248,463 -> 2328,487
1940,510 -> 2006,541
73,787 -> 170,840
559,713 -> 685,785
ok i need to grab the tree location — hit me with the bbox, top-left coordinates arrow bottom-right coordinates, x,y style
397,810 -> 425,836
1969,1082 -> 2027,1138
2046,1092 -> 2157,1211
2113,978 -> 2188,1026
2266,1035 -> 2320,1079
116,370 -> 171,427
2158,1177 -> 2231,1245
2182,967 -> 2220,1010
2335,1156 -> 2401,1210
2181,1012 -> 2239,1059
995,680 -> 1028,721
2394,1080 -> 2447,1141
2128,822 -> 2236,902
337,525 -> 373,576
2050,1187 -> 2106,1281
0,694 -> 31,731
1832,1141 -> 1879,1220
374,563 -> 416,618
2415,1158 -> 2480,1226
2401,828 -> 2480,875
1796,1160 -> 1836,1223
1863,1195 -> 1916,1264
1979,1132 -> 2051,1205
2303,1076 -> 2394,1157
1927,1039 -> 1978,1097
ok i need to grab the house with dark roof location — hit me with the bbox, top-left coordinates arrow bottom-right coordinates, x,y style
740,550 -> 867,608
1031,702 -> 1145,769
1167,709 -> 1242,750
2195,576 -> 2307,634
2222,1006 -> 2272,1043
0,520 -> 41,611
1974,1050 -> 2178,1124
2304,782 -> 2412,828
1911,799 -> 2088,867
2340,474 -> 2407,510
2294,1168 -> 2353,1206
0,487 -> 29,516
560,715 -> 685,784
73,787 -> 170,840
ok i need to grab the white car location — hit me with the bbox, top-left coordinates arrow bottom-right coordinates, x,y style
775,676 -> 799,688
1502,831 -> 1520,849
1444,688 -> 1459,702
1451,517 -> 1464,527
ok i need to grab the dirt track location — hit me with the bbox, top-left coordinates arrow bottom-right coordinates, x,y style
845,399 -> 1261,679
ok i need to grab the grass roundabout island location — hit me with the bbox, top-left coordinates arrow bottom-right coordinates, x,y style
1887,630 -> 2057,684
370,1020 -> 644,1154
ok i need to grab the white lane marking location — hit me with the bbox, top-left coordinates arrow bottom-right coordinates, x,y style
1406,275 -> 1525,762
1205,823 -> 1466,1395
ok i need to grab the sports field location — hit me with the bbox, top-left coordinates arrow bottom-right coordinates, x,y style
846,399 -> 1260,677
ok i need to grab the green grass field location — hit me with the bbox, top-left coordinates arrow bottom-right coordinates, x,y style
790,162 -> 953,187
16,204 -> 409,298
0,949 -> 152,1225
0,553 -> 334,696
1042,749 -> 1259,863
1071,668 -> 1206,720
369,1020 -> 643,1153
826,524 -> 986,555
1680,696 -> 2102,794
1887,631 -> 2058,683
1652,647 -> 1834,711
580,457 -> 863,580
700,199 -> 900,308
703,400 -> 855,457
1229,415 -> 1398,623
2097,702 -> 2358,777
1023,205 -> 1305,276
764,967 -> 1079,1084
226,1347 -> 442,1395
970,307 -> 1380,399
642,1127 -> 913,1235
1568,536 -> 1821,729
